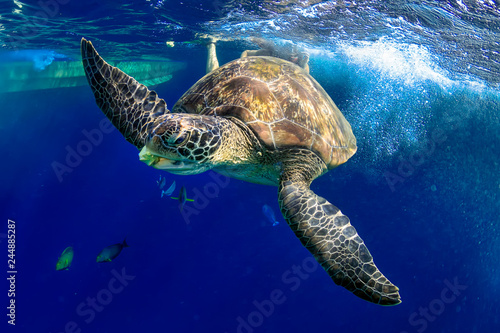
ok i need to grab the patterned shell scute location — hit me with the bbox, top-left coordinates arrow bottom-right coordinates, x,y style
173,56 -> 357,169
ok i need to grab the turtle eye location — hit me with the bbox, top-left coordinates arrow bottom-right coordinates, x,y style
168,131 -> 189,146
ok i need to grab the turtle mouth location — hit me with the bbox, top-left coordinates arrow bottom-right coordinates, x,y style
139,146 -> 197,173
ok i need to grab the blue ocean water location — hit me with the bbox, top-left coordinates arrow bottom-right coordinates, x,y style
1,1 -> 499,332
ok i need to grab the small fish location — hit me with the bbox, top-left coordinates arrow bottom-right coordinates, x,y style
171,186 -> 194,211
161,180 -> 176,198
157,175 -> 167,190
96,239 -> 129,263
56,246 -> 74,271
262,204 -> 279,226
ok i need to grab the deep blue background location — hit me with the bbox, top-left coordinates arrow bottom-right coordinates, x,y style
1,1 -> 500,333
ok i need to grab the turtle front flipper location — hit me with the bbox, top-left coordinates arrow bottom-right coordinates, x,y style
278,171 -> 401,306
81,38 -> 169,148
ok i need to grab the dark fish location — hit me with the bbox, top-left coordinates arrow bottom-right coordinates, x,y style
56,246 -> 74,271
170,186 -> 194,211
262,204 -> 279,226
96,239 -> 129,263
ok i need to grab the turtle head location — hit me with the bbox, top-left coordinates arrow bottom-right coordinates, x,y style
139,114 -> 223,175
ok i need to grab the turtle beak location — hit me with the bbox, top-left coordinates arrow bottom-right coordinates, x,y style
139,146 -> 161,166
138,146 -> 200,174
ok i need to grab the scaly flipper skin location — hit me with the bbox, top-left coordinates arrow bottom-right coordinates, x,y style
279,163 -> 401,305
81,38 -> 169,148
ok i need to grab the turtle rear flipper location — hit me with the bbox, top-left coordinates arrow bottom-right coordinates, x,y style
206,38 -> 219,73
81,38 -> 169,148
278,172 -> 401,306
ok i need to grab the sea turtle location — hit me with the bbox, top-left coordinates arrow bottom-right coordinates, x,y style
80,38 -> 401,305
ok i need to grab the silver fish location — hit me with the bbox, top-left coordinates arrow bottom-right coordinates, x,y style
161,180 -> 176,198
262,204 -> 279,226
157,175 -> 167,189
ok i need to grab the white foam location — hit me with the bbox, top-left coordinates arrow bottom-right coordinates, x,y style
339,38 -> 454,88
